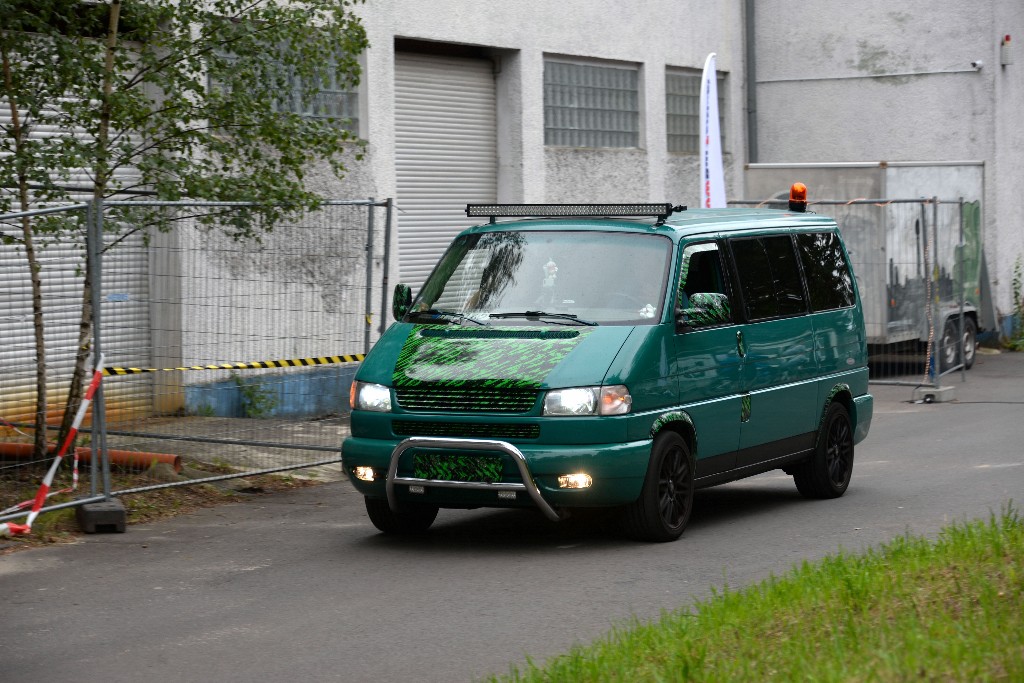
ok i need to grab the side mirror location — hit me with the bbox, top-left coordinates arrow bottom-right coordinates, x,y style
392,284 -> 412,321
677,292 -> 731,330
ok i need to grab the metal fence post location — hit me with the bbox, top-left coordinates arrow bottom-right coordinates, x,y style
931,197 -> 941,389
88,197 -> 113,499
86,201 -> 100,498
958,197 -> 966,382
364,197 -> 375,355
379,197 -> 394,335
920,200 -> 935,386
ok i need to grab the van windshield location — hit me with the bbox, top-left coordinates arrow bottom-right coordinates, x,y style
411,230 -> 673,325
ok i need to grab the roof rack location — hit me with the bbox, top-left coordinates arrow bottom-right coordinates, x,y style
465,203 -> 687,225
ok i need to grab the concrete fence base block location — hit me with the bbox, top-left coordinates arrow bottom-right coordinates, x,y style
913,385 -> 957,404
76,499 -> 127,534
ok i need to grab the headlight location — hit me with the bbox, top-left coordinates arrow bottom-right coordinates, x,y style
598,384 -> 632,415
543,385 -> 631,416
350,381 -> 392,412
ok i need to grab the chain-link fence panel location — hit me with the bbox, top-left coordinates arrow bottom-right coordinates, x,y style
3,199 -> 391,525
729,198 -> 978,387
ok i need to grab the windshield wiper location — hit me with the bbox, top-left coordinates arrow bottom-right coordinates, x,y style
411,309 -> 488,326
489,311 -> 598,326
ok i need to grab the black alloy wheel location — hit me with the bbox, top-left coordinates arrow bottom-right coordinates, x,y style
364,496 -> 439,535
793,402 -> 854,499
624,432 -> 694,542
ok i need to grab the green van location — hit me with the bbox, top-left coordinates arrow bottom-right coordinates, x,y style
343,199 -> 873,541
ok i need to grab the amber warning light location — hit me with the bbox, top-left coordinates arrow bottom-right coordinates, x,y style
789,183 -> 808,213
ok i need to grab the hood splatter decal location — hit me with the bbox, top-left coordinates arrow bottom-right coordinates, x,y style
393,325 -> 593,389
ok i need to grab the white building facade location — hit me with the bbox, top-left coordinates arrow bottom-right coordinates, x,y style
330,0 -> 746,292
331,0 -> 1021,323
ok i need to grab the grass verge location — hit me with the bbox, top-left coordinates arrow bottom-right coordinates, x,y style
490,507 -> 1024,682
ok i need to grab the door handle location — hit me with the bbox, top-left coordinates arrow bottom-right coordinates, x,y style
736,330 -> 746,357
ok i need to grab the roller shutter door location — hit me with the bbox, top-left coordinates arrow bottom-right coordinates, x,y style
395,53 -> 498,292
0,106 -> 152,422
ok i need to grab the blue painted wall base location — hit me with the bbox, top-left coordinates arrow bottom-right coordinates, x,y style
184,365 -> 359,419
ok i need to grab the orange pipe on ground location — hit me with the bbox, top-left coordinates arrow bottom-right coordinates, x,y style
0,443 -> 181,472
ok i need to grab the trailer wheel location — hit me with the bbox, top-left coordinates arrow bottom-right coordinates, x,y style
962,317 -> 977,369
939,317 -> 977,371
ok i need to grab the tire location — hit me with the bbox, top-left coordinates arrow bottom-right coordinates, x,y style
939,317 -> 977,371
624,432 -> 694,542
793,403 -> 854,499
939,319 -> 959,372
962,317 -> 977,370
364,496 -> 438,535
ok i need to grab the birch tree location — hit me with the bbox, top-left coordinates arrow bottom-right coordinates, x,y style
0,0 -> 368,457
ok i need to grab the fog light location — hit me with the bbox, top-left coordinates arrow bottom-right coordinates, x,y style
558,473 -> 593,489
353,466 -> 376,482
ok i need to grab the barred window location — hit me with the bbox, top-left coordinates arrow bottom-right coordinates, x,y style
209,56 -> 359,134
277,66 -> 359,132
544,59 -> 640,148
666,68 -> 725,154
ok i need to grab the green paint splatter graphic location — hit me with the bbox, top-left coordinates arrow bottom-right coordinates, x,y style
413,453 -> 504,483
393,325 -> 592,390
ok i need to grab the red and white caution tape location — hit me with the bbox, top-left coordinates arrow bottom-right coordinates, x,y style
1,354 -> 105,539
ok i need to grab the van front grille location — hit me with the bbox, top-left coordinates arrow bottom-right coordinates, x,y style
394,386 -> 538,413
393,420 -> 540,439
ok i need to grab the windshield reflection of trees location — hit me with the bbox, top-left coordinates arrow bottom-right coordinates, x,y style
475,232 -> 526,308
799,233 -> 854,310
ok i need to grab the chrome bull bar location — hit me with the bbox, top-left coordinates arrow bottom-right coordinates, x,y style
386,437 -> 562,522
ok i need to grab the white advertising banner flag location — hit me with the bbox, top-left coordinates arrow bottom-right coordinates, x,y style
699,52 -> 726,208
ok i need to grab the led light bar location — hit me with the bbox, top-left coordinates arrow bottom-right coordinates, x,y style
466,203 -> 685,223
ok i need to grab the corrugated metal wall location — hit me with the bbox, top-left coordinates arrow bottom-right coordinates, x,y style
1,97 -> 151,424
0,213 -> 153,424
394,52 -> 498,293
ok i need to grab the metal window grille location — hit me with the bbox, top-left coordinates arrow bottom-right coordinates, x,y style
666,69 -> 725,154
544,60 -> 639,148
279,67 -> 359,130
208,58 -> 359,134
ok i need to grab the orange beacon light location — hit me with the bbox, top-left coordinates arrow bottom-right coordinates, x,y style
789,182 -> 808,213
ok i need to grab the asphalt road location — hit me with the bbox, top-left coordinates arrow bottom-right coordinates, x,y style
3,351 -> 1023,683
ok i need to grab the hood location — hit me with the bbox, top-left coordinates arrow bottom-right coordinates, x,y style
357,323 -> 636,390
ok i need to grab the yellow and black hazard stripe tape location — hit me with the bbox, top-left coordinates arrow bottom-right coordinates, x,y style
103,354 -> 365,376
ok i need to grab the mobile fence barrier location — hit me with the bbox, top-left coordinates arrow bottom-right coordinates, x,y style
729,197 -> 983,389
1,197 -> 393,531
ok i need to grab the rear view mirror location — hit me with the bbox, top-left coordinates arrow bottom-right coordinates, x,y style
678,292 -> 731,329
392,284 -> 412,321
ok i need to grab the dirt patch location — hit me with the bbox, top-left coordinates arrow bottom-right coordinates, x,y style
0,463 -> 325,555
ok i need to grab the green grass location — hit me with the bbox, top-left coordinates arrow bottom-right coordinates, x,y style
489,507 -> 1024,682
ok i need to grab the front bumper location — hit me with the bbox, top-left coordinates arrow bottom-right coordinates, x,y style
342,435 -> 652,515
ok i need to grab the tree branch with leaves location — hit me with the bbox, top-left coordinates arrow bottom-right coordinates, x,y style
0,0 -> 368,458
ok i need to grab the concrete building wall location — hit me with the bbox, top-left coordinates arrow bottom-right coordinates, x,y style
348,0 -> 747,224
175,0 -> 1021,388
752,0 -> 1023,315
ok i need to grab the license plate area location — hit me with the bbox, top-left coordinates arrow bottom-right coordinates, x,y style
412,452 -> 504,483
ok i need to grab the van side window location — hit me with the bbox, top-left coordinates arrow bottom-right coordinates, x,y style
730,236 -> 807,320
677,242 -> 732,326
795,232 -> 855,310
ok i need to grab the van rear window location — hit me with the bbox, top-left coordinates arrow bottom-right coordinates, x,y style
795,232 -> 855,311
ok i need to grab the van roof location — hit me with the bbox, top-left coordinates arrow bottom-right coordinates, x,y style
464,207 -> 838,240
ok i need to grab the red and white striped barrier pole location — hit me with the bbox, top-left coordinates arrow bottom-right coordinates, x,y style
1,354 -> 105,538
